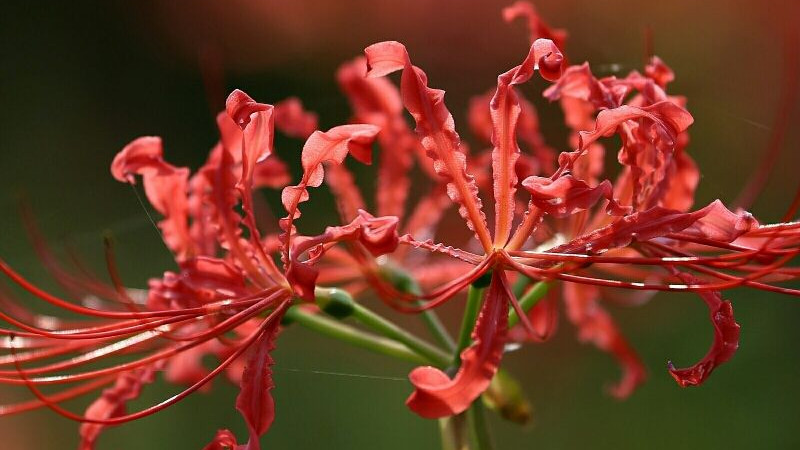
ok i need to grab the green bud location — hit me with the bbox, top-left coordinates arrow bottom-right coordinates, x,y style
315,288 -> 355,319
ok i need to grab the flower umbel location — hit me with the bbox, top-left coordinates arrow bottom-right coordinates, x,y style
2,2 -> 800,449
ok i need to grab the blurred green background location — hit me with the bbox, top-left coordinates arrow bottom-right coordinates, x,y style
1,1 -> 799,448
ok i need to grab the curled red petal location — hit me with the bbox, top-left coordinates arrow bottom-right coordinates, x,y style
683,200 -> 758,243
286,212 -> 399,301
281,124 -> 379,211
645,56 -> 675,88
79,365 -> 159,450
203,429 -> 242,450
337,56 -> 418,218
274,97 -> 318,139
110,136 -> 173,184
502,1 -> 568,50
543,63 -> 627,111
112,136 -> 193,259
563,283 -> 646,398
490,38 -> 563,246
217,96 -> 292,190
668,273 -> 740,387
550,201 -> 731,256
280,124 -> 380,265
225,90 -> 275,248
365,40 -> 493,251
227,89 -> 274,153
522,174 -> 630,218
578,102 -> 694,154
406,271 -> 509,418
235,307 -> 285,450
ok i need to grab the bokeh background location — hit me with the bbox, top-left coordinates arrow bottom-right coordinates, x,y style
1,0 -> 799,448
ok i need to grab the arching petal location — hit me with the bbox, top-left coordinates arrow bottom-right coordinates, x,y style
521,175 -> 630,218
563,282 -> 646,398
280,124 -> 380,266
365,41 -> 493,251
668,273 -> 740,387
235,306 -> 286,450
406,271 -> 509,418
79,365 -> 159,450
490,38 -> 563,246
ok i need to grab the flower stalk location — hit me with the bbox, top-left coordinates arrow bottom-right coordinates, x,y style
508,280 -> 550,329
315,287 -> 451,367
283,305 -> 430,365
454,276 -> 490,366
378,263 -> 456,351
466,399 -> 493,450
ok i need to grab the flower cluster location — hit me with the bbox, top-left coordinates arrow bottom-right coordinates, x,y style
1,2 -> 799,449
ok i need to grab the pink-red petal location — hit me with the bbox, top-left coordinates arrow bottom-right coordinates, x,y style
203,429 -> 242,450
668,273 -> 740,387
490,38 -> 563,246
286,212 -> 399,301
79,365 -> 159,450
406,270 -> 509,418
365,40 -> 493,251
522,175 -> 630,218
235,307 -> 285,450
563,282 -> 646,398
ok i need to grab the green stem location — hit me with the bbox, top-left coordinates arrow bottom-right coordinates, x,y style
350,301 -> 451,367
454,284 -> 485,365
314,287 -> 450,367
439,414 -> 469,450
379,263 -> 456,352
417,300 -> 456,352
299,287 -> 535,436
507,281 -> 550,329
466,399 -> 493,450
511,274 -> 532,299
284,306 -> 429,365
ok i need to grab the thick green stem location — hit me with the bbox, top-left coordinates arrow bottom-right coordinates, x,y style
314,287 -> 450,367
466,399 -> 493,450
454,284 -> 485,365
379,263 -> 456,351
284,306 -> 429,365
417,299 -> 456,352
350,301 -> 451,367
511,274 -> 532,298
507,281 -> 550,329
439,414 -> 469,450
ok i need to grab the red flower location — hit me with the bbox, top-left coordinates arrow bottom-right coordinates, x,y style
0,89 -> 391,449
348,4 -> 800,419
2,1 -> 800,447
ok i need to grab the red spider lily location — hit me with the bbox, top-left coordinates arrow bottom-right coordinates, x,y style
341,5 -> 800,419
2,1 -> 800,448
0,88 -> 394,449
